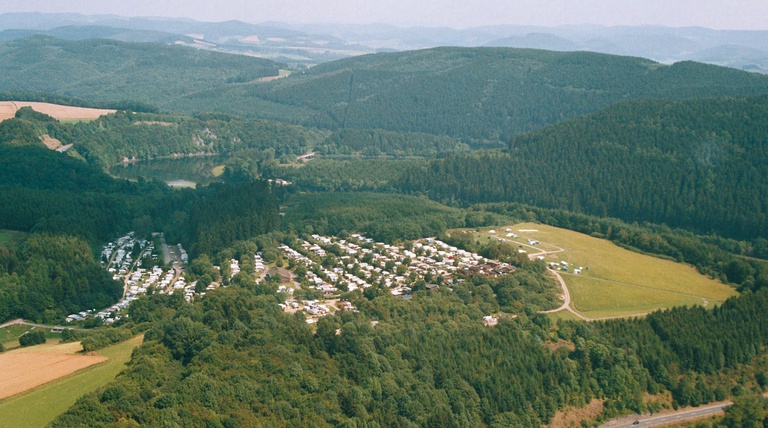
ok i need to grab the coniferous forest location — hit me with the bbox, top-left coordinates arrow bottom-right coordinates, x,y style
0,33 -> 767,427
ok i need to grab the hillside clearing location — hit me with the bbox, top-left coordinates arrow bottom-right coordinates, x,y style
0,343 -> 108,400
0,101 -> 115,122
463,223 -> 737,319
0,335 -> 143,428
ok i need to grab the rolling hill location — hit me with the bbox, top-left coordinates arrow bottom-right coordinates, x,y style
0,36 -> 281,107
4,39 -> 768,144
183,47 -> 768,141
396,94 -> 768,240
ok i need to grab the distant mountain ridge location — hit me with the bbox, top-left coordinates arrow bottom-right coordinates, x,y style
2,13 -> 768,70
0,36 -> 281,107
206,47 -> 768,141
4,38 -> 768,144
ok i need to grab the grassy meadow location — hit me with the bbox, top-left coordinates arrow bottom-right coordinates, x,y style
0,335 -> 143,428
460,223 -> 738,319
0,324 -> 63,351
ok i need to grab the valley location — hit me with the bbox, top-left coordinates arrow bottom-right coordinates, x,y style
0,12 -> 767,427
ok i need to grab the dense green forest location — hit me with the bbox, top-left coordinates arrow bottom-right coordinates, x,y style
0,36 -> 281,105
283,192 -> 466,242
264,159 -> 424,192
396,95 -> 768,240
209,47 -> 768,141
5,39 -> 768,144
0,107 -> 479,173
0,143 -> 159,321
0,138 -> 283,323
3,35 -> 768,427
0,234 -> 121,324
50,278 -> 768,427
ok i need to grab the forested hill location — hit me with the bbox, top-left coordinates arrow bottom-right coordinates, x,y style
5,40 -> 768,145
208,47 -> 768,141
0,36 -> 281,106
396,95 -> 768,239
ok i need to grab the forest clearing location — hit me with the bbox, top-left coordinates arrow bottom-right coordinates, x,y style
0,335 -> 143,428
0,101 -> 115,122
0,340 -> 107,400
460,223 -> 738,319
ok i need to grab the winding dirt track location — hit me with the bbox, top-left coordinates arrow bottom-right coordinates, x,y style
520,236 -> 648,321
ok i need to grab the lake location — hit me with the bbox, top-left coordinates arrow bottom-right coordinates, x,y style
109,157 -> 225,188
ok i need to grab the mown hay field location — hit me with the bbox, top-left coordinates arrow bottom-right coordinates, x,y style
456,223 -> 737,319
0,335 -> 143,428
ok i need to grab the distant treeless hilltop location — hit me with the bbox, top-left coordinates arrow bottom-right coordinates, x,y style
0,101 -> 115,122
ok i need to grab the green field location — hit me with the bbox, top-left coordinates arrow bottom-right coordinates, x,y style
0,335 -> 143,428
0,324 -> 62,351
462,223 -> 738,319
0,230 -> 27,250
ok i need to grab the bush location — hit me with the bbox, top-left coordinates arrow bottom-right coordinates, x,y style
19,330 -> 47,347
81,328 -> 133,352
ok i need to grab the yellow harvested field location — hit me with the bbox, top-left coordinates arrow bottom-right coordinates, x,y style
0,101 -> 115,122
0,341 -> 107,400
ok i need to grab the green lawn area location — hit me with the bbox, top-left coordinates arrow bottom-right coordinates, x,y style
0,230 -> 27,250
0,324 -> 46,350
461,223 -> 738,320
0,335 -> 143,428
546,310 -> 583,323
0,324 -> 31,344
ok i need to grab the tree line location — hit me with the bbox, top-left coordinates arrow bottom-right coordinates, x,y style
50,271 -> 768,427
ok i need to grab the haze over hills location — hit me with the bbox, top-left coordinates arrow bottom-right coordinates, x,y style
5,36 -> 768,145
3,9 -> 768,428
0,36 -> 281,107
185,47 -> 768,141
3,13 -> 768,70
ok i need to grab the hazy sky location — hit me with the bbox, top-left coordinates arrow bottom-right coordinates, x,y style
1,0 -> 766,30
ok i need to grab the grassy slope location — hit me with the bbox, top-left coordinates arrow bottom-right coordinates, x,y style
464,223 -> 737,319
0,335 -> 143,428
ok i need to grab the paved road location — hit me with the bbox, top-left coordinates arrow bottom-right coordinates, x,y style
0,318 -> 89,331
600,402 -> 730,427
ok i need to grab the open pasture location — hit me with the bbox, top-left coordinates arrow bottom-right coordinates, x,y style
463,223 -> 737,319
0,335 -> 143,428
0,341 -> 107,400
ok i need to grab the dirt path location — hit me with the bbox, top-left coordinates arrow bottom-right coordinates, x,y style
520,237 -> 647,322
0,319 -> 88,332
513,238 -> 588,320
540,268 -> 588,320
